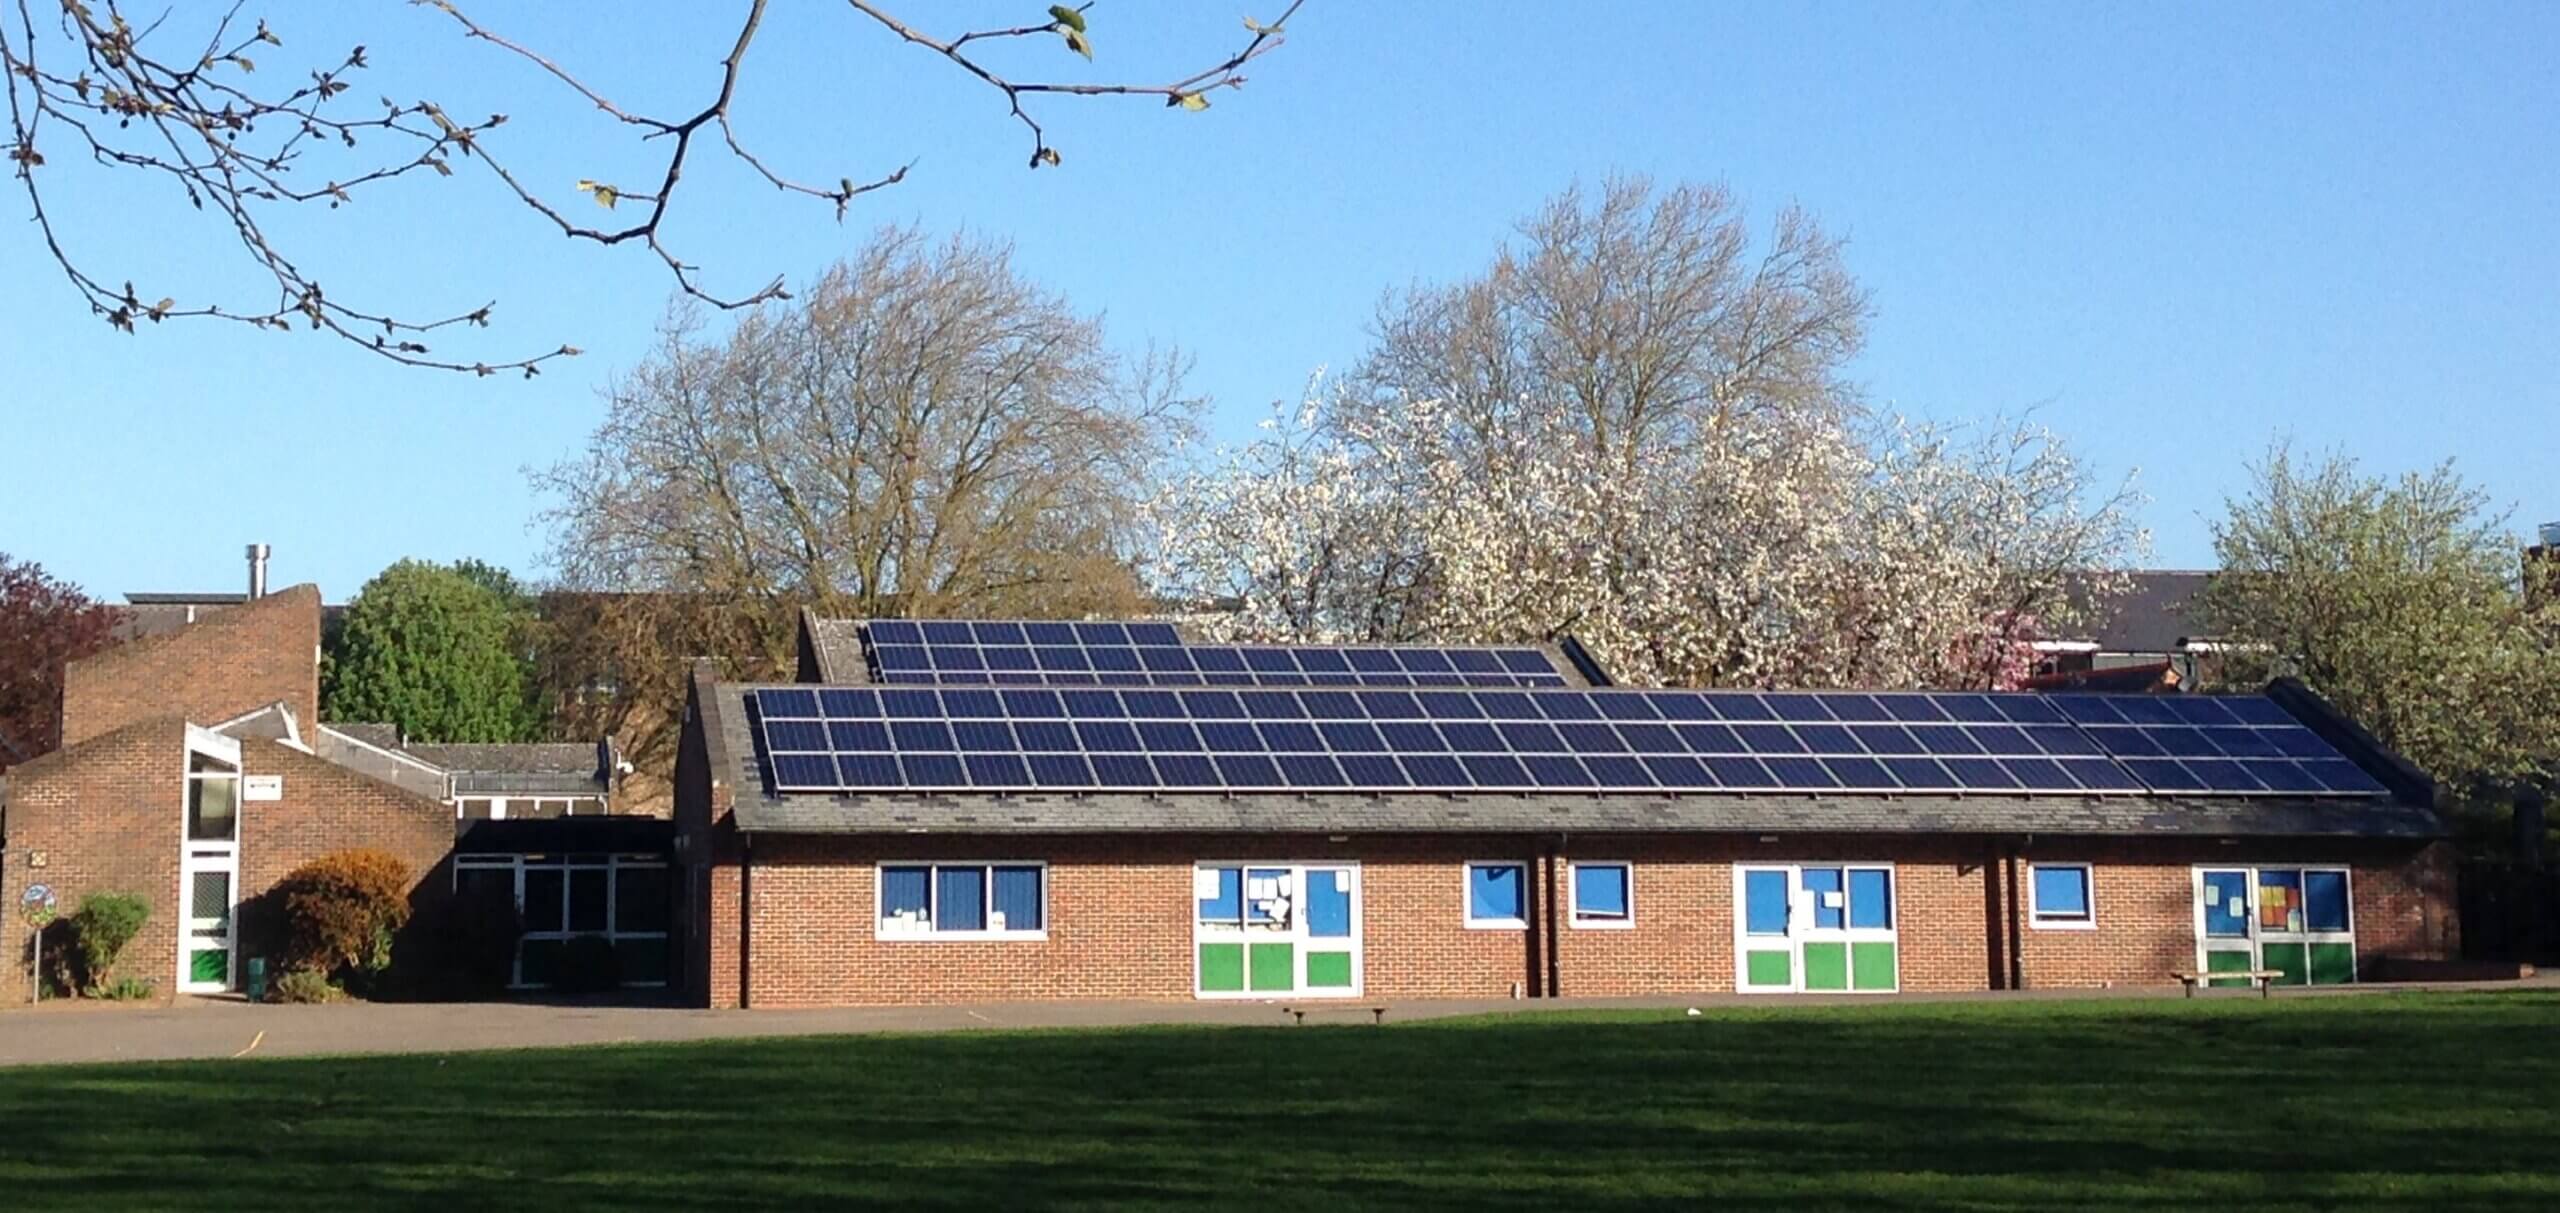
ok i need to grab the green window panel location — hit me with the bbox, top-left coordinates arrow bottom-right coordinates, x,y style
2308,942 -> 2356,986
1305,950 -> 1354,989
189,948 -> 228,985
1744,949 -> 1792,989
1248,943 -> 1296,992
1850,942 -> 1897,991
2260,942 -> 2310,986
1198,943 -> 1245,993
2204,948 -> 2256,987
1803,942 -> 1849,991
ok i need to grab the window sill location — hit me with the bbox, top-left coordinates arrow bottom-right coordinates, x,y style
2029,917 -> 2098,931
876,928 -> 1050,943
1569,917 -> 1634,930
1464,918 -> 1529,931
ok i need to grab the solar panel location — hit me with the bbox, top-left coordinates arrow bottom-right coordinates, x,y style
750,687 -> 2394,798
854,621 -> 1572,688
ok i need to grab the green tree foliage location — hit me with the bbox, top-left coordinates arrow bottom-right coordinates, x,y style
2202,444 -> 2560,789
324,560 -> 539,742
69,891 -> 149,995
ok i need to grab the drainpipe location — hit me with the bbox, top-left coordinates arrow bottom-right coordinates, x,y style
1543,835 -> 1565,998
736,834 -> 754,1010
2003,842 -> 2026,991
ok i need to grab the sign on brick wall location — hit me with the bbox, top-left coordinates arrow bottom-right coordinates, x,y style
244,775 -> 283,801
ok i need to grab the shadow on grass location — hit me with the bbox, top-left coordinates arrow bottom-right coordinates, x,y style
2,992 -> 2557,1210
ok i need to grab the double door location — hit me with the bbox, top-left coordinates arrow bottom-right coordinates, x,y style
1735,864 -> 1899,993
1194,863 -> 1361,997
2196,867 -> 2356,986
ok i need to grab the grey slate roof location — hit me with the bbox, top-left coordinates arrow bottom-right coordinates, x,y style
328,721 -> 403,750
402,742 -> 607,796
701,683 -> 2441,841
2065,571 -> 2215,654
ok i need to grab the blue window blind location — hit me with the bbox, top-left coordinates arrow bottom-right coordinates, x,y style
1802,867 -> 1845,930
1743,869 -> 1789,936
1847,868 -> 1893,930
1305,868 -> 1352,939
881,866 -> 931,925
1573,863 -> 1630,921
991,866 -> 1043,932
2031,866 -> 2091,921
936,867 -> 987,932
1198,867 -> 1242,923
1468,863 -> 1525,923
2304,869 -> 2350,932
2201,870 -> 2250,938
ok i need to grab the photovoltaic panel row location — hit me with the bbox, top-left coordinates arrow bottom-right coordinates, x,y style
862,626 -> 1567,688
751,688 -> 2387,797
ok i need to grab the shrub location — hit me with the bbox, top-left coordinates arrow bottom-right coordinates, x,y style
95,975 -> 156,1002
274,849 -> 414,988
267,968 -> 341,1004
555,935 -> 622,994
69,891 -> 149,994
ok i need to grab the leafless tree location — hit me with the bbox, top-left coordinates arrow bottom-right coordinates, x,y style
536,227 -> 1196,780
1348,176 -> 1871,468
1,0 -> 1304,374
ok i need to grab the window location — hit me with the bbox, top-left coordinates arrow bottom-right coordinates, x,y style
2029,864 -> 2095,929
186,753 -> 240,842
1465,862 -> 1527,928
1569,862 -> 1632,928
878,863 -> 1046,938
453,853 -> 671,988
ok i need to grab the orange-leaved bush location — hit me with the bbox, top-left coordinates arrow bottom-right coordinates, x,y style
275,848 -> 414,980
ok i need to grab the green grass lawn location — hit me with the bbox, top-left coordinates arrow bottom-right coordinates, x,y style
4,993 -> 2559,1210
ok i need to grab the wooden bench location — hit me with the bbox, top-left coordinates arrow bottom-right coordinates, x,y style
2171,969 -> 2284,998
1282,1004 -> 1389,1026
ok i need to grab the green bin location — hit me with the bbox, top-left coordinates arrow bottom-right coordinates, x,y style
245,957 -> 268,1002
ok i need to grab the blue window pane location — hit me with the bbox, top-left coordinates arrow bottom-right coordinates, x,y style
991,866 -> 1043,931
1245,868 -> 1289,924
2305,870 -> 2350,932
2032,865 -> 2090,920
881,866 -> 931,922
1803,867 -> 1845,930
1469,863 -> 1525,922
2202,870 -> 2250,938
937,868 -> 986,931
1305,868 -> 1353,938
1743,869 -> 1789,936
1574,863 -> 1630,920
1198,867 -> 1242,922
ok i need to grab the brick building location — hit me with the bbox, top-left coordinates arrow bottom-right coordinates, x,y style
2,568 -> 649,1001
673,615 -> 2458,1008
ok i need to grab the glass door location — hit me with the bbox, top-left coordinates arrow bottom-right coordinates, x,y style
1733,864 -> 1898,993
2196,868 -> 2256,986
1194,862 -> 1362,998
179,751 -> 241,992
2194,867 -> 2357,987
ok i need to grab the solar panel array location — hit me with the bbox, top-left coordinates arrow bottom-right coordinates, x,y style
859,619 -> 1570,687
749,684 -> 2391,799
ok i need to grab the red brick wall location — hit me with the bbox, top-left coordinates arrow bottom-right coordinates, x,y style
60,586 -> 320,749
0,718 -> 453,1002
2008,839 -> 2459,989
692,828 -> 2460,1009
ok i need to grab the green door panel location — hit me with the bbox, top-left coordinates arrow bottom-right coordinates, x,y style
1850,942 -> 1897,991
2260,942 -> 2310,985
189,948 -> 228,985
2308,942 -> 2356,986
2205,947 -> 2256,987
1248,942 -> 1296,992
1803,942 -> 1849,991
1744,949 -> 1792,989
1305,950 -> 1354,989
1198,943 -> 1245,993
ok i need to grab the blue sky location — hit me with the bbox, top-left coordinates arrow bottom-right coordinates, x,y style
4,1 -> 2554,601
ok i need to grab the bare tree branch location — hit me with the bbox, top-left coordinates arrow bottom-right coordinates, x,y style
0,0 -> 1308,373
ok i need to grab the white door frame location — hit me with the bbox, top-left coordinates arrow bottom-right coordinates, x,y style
177,733 -> 243,994
1732,862 -> 1900,994
1191,861 -> 1363,999
2190,865 -> 2358,985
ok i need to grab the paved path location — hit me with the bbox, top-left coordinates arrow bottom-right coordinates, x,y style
2,978 -> 2549,1068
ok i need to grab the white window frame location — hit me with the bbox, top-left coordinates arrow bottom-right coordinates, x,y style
1462,860 -> 1529,930
1567,860 -> 1635,930
2027,863 -> 2098,931
177,728 -> 244,993
875,861 -> 1050,942
1191,860 -> 1364,999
